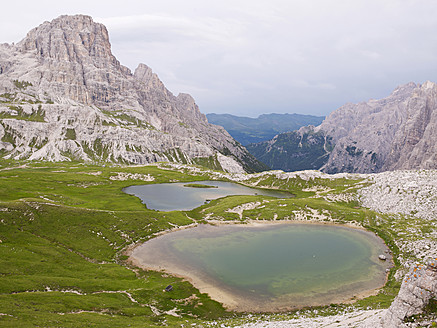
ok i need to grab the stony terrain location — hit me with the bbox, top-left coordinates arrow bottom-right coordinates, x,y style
381,261 -> 437,328
248,82 -> 437,173
359,170 -> 437,222
0,15 -> 263,173
359,170 -> 437,271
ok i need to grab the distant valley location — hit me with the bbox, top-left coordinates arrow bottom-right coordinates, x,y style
246,127 -> 332,172
206,113 -> 324,145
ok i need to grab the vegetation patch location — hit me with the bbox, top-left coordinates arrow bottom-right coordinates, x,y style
65,128 -> 76,140
192,155 -> 223,171
178,121 -> 189,128
101,110 -> 155,130
13,80 -> 33,89
0,104 -> 45,122
183,183 -> 218,188
246,130 -> 333,172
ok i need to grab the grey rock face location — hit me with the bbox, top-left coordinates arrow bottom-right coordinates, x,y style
319,81 -> 437,173
380,261 -> 437,328
0,15 -> 261,173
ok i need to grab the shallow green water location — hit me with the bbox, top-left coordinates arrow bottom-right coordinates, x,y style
132,223 -> 391,311
123,180 -> 292,211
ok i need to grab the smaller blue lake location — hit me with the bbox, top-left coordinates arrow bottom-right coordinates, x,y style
123,180 -> 293,211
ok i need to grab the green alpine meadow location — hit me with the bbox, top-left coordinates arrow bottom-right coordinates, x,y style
0,158 -> 424,327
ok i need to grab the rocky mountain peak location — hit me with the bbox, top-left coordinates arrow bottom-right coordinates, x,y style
390,81 -> 417,97
320,81 -> 437,173
419,80 -> 436,90
0,15 -> 264,172
413,80 -> 437,99
18,15 -> 115,65
8,15 -> 132,106
177,93 -> 207,123
134,63 -> 154,84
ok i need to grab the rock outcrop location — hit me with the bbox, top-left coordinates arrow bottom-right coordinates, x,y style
0,15 -> 264,173
380,261 -> 437,327
247,82 -> 437,173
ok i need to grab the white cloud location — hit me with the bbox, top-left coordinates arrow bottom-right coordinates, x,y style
98,14 -> 247,45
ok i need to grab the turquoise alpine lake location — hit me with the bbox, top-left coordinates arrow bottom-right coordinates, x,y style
123,180 -> 293,211
130,223 -> 392,312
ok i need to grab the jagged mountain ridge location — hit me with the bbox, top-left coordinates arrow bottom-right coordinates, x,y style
0,15 -> 264,173
248,81 -> 437,173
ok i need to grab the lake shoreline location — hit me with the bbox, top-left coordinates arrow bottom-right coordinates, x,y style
126,220 -> 393,312
123,180 -> 293,211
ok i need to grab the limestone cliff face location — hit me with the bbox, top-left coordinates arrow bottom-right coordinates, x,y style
319,81 -> 437,173
380,261 -> 437,328
0,15 -> 262,172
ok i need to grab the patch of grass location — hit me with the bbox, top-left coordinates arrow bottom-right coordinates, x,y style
101,110 -> 155,129
65,128 -> 76,140
192,155 -> 223,171
0,93 -> 15,102
0,104 -> 45,122
0,162 -> 234,326
0,124 -> 17,146
184,183 -> 218,188
178,121 -> 189,128
162,148 -> 189,164
13,80 -> 33,89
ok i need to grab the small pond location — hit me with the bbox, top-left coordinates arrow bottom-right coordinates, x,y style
123,180 -> 292,211
130,223 -> 392,312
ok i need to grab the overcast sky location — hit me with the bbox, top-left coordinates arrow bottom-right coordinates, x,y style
1,0 -> 437,117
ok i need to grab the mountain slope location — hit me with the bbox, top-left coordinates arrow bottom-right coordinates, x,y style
247,82 -> 437,173
0,15 -> 264,173
246,127 -> 333,171
206,113 -> 324,145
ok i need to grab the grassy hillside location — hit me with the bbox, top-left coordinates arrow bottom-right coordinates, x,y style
0,160 -> 430,327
